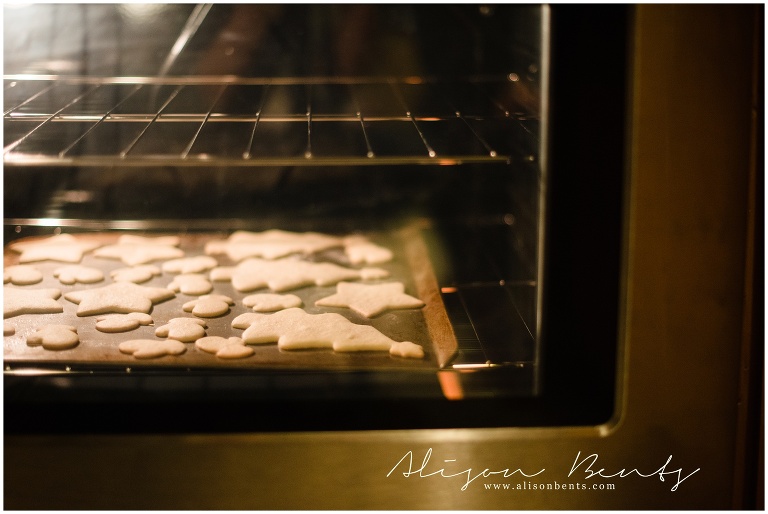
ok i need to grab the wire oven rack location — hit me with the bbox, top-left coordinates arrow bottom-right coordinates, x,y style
3,75 -> 539,167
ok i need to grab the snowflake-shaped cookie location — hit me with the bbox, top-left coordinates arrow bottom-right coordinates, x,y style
242,293 -> 302,312
205,229 -> 343,261
53,264 -> 105,285
167,274 -> 213,296
110,265 -> 162,284
195,336 -> 254,359
4,287 -> 63,318
162,256 -> 218,274
343,236 -> 394,265
94,234 -> 184,265
64,282 -> 175,316
118,339 -> 187,359
231,308 -> 423,357
4,265 -> 43,285
9,234 -> 102,263
27,324 -> 79,350
315,281 -> 424,318
95,313 -> 154,333
182,294 -> 234,317
210,258 -> 388,293
155,317 -> 207,342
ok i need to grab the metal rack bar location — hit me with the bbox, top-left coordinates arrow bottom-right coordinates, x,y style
388,81 -> 436,158
58,84 -> 143,158
119,85 -> 184,157
243,85 -> 270,159
348,84 -> 375,158
429,84 -> 499,158
181,84 -> 227,158
4,84 -> 100,155
157,4 -> 214,77
4,82 -> 56,116
305,84 -> 312,159
4,77 -> 538,166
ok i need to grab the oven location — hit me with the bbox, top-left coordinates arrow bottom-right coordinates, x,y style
3,4 -> 762,509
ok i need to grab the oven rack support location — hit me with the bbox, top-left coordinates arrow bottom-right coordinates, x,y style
3,76 -> 540,167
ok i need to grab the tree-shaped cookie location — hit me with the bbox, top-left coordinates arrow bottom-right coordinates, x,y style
231,308 -> 424,358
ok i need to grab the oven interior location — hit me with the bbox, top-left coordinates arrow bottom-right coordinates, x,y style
3,4 -> 626,432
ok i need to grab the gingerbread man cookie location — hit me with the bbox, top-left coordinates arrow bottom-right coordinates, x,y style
27,325 -> 79,350
182,294 -> 234,317
4,265 -> 44,286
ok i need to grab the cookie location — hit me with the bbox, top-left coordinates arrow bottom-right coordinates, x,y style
315,281 -> 424,318
117,234 -> 180,246
4,321 -> 16,336
343,236 -> 394,265
182,294 -> 234,317
155,317 -> 207,342
9,233 -> 101,263
26,324 -> 79,350
95,313 -> 154,333
94,234 -> 184,265
231,307 -> 423,357
210,258 -> 389,293
53,264 -> 105,285
4,286 -> 63,318
242,293 -> 302,312
110,265 -> 162,284
205,229 -> 343,261
64,282 -> 175,316
389,341 -> 425,359
118,339 -> 187,359
167,274 -> 213,296
4,265 -> 44,285
162,256 -> 218,274
195,336 -> 253,359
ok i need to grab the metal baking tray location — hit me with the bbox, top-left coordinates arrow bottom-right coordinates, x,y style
3,223 -> 458,372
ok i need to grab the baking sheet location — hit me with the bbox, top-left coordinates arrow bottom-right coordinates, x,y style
3,227 -> 457,371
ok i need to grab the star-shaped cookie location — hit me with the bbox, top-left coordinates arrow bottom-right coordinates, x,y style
4,287 -> 64,318
315,281 -> 424,317
9,234 -> 102,263
231,307 -> 418,354
210,258 -> 389,292
94,241 -> 184,266
64,282 -> 175,316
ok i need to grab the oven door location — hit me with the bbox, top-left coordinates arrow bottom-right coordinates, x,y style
3,4 -> 762,510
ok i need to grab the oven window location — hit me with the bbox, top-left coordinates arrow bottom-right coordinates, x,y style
3,4 -> 626,433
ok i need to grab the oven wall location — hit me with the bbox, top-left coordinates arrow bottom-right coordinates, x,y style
3,4 -> 761,509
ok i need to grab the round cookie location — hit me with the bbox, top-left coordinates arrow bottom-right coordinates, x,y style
53,264 -> 105,285
95,313 -> 154,333
110,265 -> 162,284
119,339 -> 187,359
